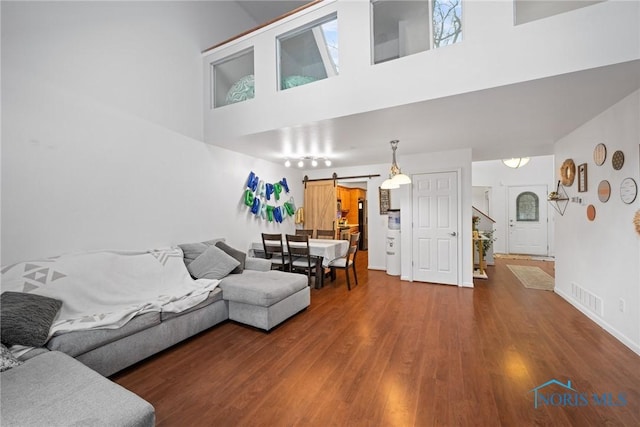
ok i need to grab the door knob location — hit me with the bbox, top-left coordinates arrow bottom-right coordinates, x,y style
450,231 -> 457,236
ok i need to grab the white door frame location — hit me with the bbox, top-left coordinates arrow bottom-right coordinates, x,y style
408,169 -> 463,286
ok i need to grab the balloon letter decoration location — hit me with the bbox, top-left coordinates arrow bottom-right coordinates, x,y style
244,171 -> 296,222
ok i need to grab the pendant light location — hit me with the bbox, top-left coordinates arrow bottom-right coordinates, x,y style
381,140 -> 411,189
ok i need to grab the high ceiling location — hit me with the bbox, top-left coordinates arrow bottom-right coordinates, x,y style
236,1 -> 309,25
232,1 -> 640,168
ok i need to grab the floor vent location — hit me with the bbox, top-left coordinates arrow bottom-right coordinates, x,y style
571,282 -> 603,317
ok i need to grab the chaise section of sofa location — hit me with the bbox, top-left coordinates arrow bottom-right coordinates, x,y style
1,351 -> 155,427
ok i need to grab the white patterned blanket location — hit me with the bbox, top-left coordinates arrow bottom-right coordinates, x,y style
0,247 -> 219,337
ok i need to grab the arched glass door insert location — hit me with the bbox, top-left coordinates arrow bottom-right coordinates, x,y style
516,191 -> 539,222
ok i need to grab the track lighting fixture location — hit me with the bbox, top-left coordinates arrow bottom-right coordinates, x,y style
284,156 -> 332,168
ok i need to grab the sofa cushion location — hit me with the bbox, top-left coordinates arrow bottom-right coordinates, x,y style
0,344 -> 22,372
178,238 -> 225,267
220,270 -> 308,307
187,245 -> 240,280
47,311 -> 161,357
0,291 -> 62,347
215,241 -> 246,274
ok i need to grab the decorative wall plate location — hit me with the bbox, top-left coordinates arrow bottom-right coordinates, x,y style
620,178 -> 638,204
597,180 -> 611,203
587,204 -> 596,221
612,150 -> 625,170
593,143 -> 607,166
560,159 -> 576,186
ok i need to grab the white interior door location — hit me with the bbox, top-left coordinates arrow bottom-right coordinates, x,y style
412,171 -> 459,285
508,185 -> 548,256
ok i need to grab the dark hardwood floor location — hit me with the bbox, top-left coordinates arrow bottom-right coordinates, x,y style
113,252 -> 640,426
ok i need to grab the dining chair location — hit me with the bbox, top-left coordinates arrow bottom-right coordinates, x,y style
285,234 -> 316,286
328,232 -> 360,290
295,229 -> 314,238
261,233 -> 290,272
316,229 -> 335,239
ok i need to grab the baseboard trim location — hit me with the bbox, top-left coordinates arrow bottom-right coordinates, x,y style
555,287 -> 640,356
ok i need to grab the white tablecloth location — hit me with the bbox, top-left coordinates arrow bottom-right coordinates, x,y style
251,238 -> 348,267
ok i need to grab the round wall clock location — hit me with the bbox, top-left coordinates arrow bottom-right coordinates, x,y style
598,180 -> 611,203
586,205 -> 596,221
612,150 -> 625,170
620,178 -> 637,204
560,159 -> 576,186
593,143 -> 607,166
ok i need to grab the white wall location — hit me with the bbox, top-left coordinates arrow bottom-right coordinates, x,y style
554,91 -> 640,355
304,148 -> 474,287
204,0 -> 640,142
1,1 -> 303,265
472,156 -> 556,255
472,186 -> 490,214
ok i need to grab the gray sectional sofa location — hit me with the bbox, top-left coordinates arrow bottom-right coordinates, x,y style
1,238 -> 310,426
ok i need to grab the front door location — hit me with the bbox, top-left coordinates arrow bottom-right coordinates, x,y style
507,185 -> 548,255
412,171 -> 459,285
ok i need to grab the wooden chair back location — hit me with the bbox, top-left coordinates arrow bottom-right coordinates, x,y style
347,232 -> 360,263
285,234 -> 313,285
261,233 -> 288,270
328,232 -> 361,290
295,229 -> 314,238
316,229 -> 335,240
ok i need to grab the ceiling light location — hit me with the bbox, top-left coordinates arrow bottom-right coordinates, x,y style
382,140 -> 411,188
284,156 -> 332,168
502,158 -> 530,168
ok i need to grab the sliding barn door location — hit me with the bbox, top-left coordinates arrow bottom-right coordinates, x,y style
304,180 -> 337,233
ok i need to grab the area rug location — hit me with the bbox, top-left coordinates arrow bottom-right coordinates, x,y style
506,265 -> 555,291
495,253 -> 532,260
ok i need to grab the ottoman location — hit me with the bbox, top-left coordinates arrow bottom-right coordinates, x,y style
219,270 -> 310,330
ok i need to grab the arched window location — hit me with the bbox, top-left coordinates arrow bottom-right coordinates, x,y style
517,192 -> 539,221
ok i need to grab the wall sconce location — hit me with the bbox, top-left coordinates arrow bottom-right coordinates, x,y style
502,158 -> 530,168
285,156 -> 331,168
381,140 -> 411,189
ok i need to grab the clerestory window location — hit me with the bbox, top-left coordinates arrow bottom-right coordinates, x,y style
371,0 -> 462,64
277,13 -> 339,91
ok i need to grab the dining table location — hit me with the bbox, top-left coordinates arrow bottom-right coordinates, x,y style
250,238 -> 349,289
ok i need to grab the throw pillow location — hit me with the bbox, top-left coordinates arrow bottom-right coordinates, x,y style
178,238 -> 225,267
187,245 -> 240,280
0,291 -> 63,347
0,343 -> 23,372
214,241 -> 246,274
